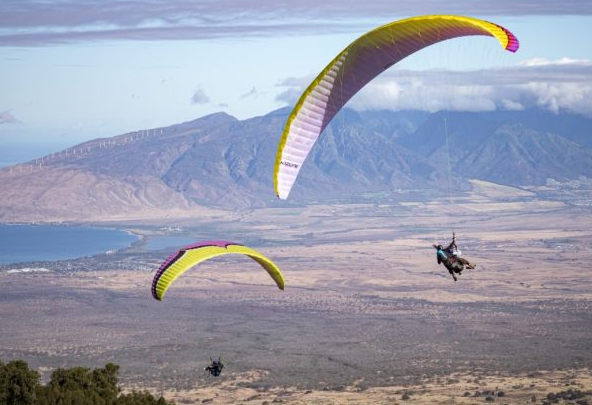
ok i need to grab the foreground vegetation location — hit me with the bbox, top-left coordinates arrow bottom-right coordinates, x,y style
0,359 -> 174,405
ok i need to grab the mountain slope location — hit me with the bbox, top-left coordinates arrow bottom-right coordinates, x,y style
457,124 -> 592,185
0,108 -> 590,222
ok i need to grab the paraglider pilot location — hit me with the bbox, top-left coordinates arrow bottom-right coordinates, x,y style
434,232 -> 476,281
205,357 -> 224,377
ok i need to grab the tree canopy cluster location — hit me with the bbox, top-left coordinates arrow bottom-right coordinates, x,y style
0,359 -> 174,405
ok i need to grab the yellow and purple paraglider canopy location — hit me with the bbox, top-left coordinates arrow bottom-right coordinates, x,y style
151,240 -> 284,301
274,14 -> 519,200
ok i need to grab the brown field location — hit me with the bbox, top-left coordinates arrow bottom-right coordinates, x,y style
1,180 -> 592,403
154,369 -> 592,404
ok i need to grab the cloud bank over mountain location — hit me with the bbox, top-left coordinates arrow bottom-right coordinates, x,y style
276,59 -> 592,117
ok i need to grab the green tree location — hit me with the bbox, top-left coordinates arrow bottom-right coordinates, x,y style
49,366 -> 93,392
48,365 -> 115,405
35,385 -> 59,405
92,363 -> 120,403
3,361 -> 174,405
0,360 -> 40,405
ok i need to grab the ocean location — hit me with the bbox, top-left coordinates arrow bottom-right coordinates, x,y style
0,224 -> 138,265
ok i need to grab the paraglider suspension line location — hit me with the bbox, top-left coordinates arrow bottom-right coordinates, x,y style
443,114 -> 455,233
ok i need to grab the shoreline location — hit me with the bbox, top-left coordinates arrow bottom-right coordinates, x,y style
0,223 -> 142,266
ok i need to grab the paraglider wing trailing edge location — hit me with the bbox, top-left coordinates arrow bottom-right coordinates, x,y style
273,14 -> 519,200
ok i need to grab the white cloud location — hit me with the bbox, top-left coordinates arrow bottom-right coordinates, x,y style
500,99 -> 525,111
274,83 -> 307,105
519,57 -> 590,66
0,110 -> 18,124
2,0 -> 591,46
241,87 -> 258,99
276,59 -> 592,116
191,88 -> 210,105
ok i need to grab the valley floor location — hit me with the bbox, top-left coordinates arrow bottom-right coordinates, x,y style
1,181 -> 591,403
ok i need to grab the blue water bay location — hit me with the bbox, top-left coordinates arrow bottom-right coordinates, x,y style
0,225 -> 138,264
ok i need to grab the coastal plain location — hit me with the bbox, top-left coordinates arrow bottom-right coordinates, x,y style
1,180 -> 591,404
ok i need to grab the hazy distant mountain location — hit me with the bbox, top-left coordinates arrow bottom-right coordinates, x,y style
0,108 -> 590,222
398,110 -> 592,186
458,124 -> 592,185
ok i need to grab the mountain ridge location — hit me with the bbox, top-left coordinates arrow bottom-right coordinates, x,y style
0,108 -> 590,222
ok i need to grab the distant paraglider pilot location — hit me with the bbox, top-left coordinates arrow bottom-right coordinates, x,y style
434,232 -> 476,281
205,357 -> 224,377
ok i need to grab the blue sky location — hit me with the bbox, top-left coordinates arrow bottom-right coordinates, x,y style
1,0 -> 592,165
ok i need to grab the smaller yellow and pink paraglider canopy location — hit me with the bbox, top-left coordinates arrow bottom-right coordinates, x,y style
151,240 -> 284,301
